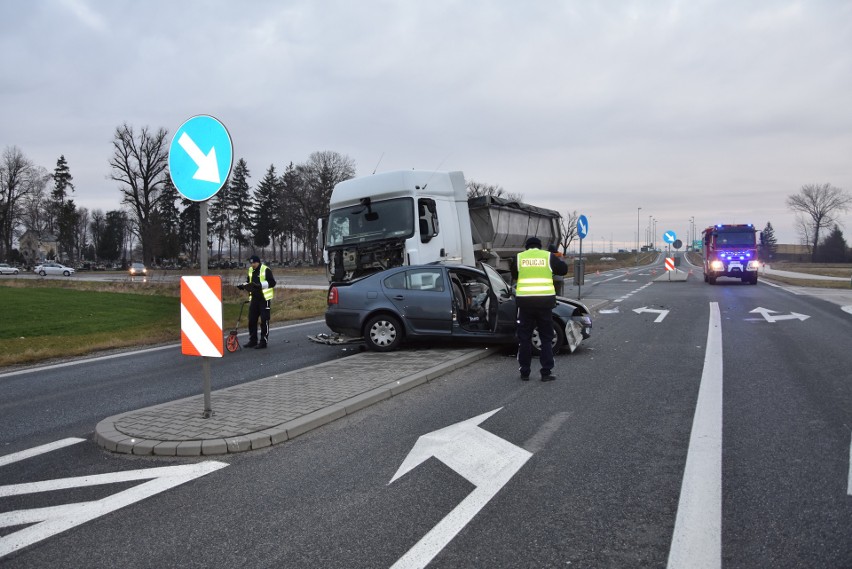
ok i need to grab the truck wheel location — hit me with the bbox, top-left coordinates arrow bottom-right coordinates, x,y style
749,274 -> 758,285
364,314 -> 403,352
532,320 -> 566,355
708,275 -> 716,285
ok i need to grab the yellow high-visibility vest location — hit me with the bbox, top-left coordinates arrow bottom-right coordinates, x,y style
516,249 -> 555,296
248,263 -> 274,300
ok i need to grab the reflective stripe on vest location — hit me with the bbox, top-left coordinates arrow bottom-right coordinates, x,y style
516,249 -> 555,296
248,263 -> 274,300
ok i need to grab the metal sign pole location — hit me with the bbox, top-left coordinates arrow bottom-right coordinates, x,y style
199,200 -> 212,418
578,237 -> 583,300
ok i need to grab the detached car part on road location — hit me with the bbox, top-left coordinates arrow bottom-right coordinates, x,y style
310,262 -> 592,353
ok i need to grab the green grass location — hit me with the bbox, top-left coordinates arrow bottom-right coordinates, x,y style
0,282 -> 328,368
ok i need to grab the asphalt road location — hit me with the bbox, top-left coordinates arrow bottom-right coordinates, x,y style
2,255 -> 851,567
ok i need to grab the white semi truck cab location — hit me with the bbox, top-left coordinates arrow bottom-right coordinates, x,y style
321,170 -> 562,285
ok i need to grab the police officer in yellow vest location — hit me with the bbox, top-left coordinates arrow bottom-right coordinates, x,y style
514,237 -> 568,381
238,255 -> 276,349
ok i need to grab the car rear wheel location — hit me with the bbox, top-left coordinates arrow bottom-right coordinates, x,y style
39,270 -> 46,276
532,320 -> 566,355
63,270 -> 71,276
364,314 -> 403,352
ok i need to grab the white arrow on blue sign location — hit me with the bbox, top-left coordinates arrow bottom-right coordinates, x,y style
169,115 -> 233,202
663,230 -> 677,244
577,215 -> 589,239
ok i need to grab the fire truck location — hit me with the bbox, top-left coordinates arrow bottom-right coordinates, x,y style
702,224 -> 759,284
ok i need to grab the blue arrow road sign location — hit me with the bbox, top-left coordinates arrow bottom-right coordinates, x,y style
169,115 -> 233,202
577,215 -> 589,239
663,230 -> 677,244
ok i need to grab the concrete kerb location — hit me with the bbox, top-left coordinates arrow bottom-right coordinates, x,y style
94,347 -> 493,457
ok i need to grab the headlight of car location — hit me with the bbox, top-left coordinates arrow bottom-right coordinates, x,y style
710,260 -> 724,270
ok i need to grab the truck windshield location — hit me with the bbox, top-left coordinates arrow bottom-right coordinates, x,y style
326,197 -> 414,246
715,232 -> 755,247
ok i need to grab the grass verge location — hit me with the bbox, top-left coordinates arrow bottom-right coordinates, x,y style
0,280 -> 327,368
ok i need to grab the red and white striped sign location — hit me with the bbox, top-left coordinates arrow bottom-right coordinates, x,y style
180,276 -> 223,357
665,257 -> 675,271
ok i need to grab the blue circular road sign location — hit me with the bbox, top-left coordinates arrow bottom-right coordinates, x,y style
169,115 -> 233,202
663,230 -> 677,244
577,215 -> 589,239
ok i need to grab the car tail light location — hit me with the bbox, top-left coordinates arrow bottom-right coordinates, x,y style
327,287 -> 339,305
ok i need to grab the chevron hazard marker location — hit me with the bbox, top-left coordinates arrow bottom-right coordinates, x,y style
665,257 -> 675,271
181,276 -> 223,357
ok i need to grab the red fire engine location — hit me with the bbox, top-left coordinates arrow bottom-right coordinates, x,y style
702,224 -> 759,285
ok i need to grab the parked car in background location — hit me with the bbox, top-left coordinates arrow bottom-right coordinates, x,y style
316,262 -> 592,353
0,263 -> 20,275
129,263 -> 147,276
34,262 -> 75,277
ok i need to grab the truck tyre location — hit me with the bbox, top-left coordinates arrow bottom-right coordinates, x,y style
532,320 -> 566,355
749,274 -> 758,285
364,314 -> 403,352
708,275 -> 716,285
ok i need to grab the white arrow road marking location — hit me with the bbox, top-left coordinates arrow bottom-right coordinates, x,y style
0,438 -> 84,468
848,434 -> 852,496
633,306 -> 670,323
667,302 -> 722,569
0,440 -> 227,558
389,408 -> 531,569
178,132 -> 220,184
749,307 -> 810,323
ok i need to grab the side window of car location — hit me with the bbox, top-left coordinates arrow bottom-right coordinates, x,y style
406,269 -> 445,292
384,272 -> 407,290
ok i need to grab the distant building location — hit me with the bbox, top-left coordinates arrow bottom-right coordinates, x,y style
19,231 -> 59,265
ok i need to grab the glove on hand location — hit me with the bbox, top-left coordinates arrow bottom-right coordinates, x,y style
237,283 -> 246,291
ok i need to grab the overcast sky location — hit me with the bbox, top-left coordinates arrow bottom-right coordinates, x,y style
2,0 -> 851,251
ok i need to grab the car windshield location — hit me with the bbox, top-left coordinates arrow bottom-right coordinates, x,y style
716,232 -> 755,247
326,197 -> 414,246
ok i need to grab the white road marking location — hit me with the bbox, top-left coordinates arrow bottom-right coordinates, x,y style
0,319 -> 324,379
667,302 -> 722,569
633,306 -> 670,323
0,438 -> 85,468
848,434 -> 852,496
389,408 -> 531,569
0,440 -> 227,558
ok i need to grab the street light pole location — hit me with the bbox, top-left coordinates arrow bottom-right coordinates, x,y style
636,207 -> 642,265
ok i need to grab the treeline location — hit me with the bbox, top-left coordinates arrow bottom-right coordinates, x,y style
0,124 -> 356,267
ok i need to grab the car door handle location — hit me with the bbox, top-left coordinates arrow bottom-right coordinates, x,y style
393,295 -> 405,300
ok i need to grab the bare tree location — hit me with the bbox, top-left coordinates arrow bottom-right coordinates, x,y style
466,179 -> 524,202
0,146 -> 50,259
108,123 -> 170,265
288,151 -> 355,262
558,210 -> 579,254
786,183 -> 852,261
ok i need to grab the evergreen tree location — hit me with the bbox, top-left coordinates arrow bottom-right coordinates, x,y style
51,155 -> 74,203
209,177 -> 231,261
179,198 -> 201,263
759,222 -> 777,261
817,225 -> 848,262
56,199 -> 79,262
156,176 -> 182,261
252,164 -> 277,256
49,155 -> 75,256
227,158 -> 252,261
98,210 -> 127,262
277,162 -> 299,261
